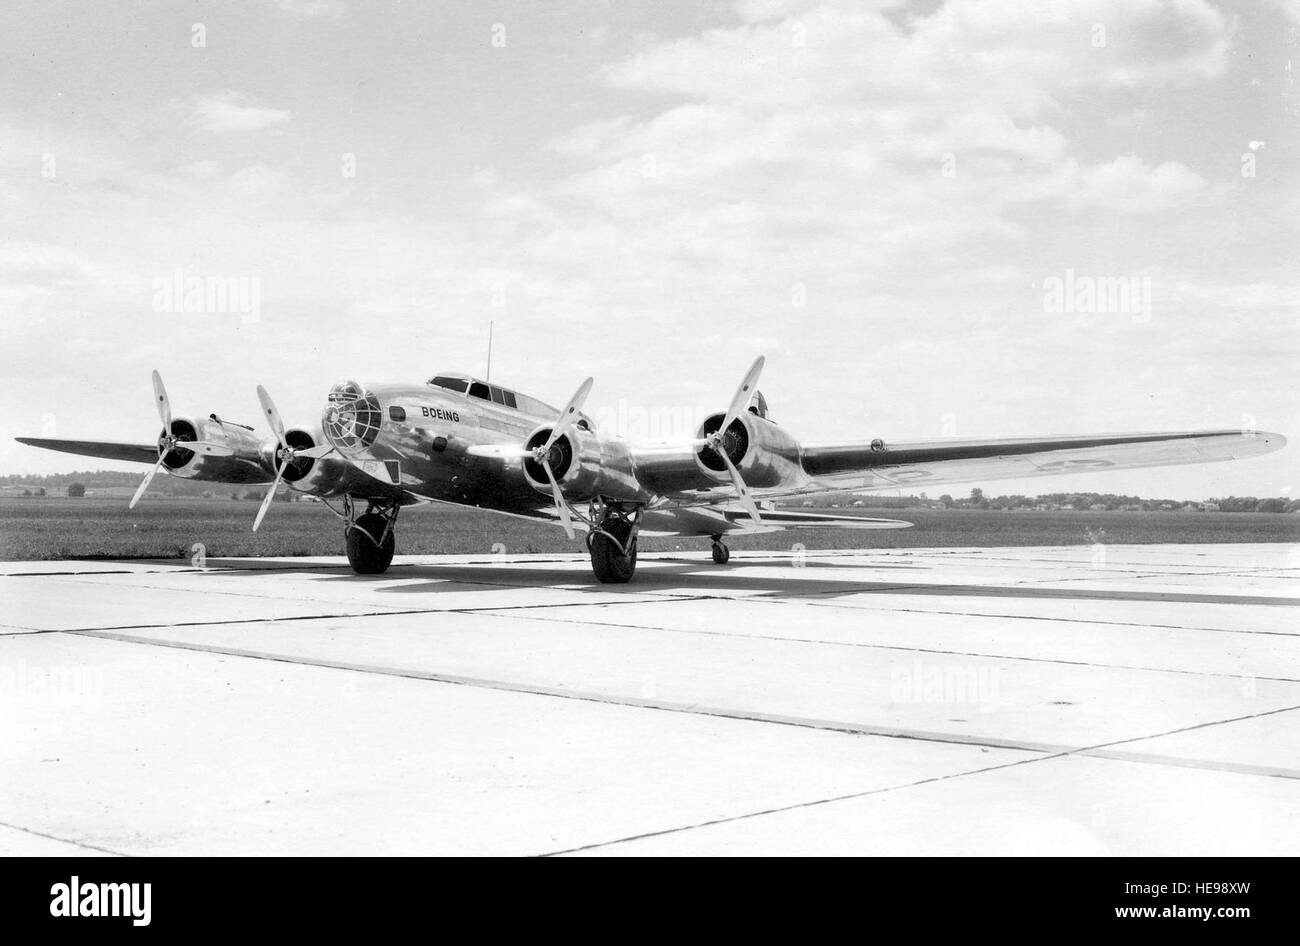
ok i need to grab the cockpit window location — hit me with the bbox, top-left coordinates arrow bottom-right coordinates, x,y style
428,374 -> 531,412
429,376 -> 468,393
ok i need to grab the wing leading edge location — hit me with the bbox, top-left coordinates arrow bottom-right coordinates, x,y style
802,429 -> 1287,491
14,437 -> 160,465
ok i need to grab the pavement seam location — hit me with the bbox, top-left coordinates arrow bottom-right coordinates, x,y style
794,598 -> 1300,638
57,627 -> 1300,777
0,819 -> 129,857
538,701 -> 1300,856
462,608 -> 1300,684
0,595 -> 716,636
62,627 -> 1069,751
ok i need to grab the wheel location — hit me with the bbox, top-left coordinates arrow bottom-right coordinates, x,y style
711,542 -> 730,565
346,512 -> 395,575
589,517 -> 637,583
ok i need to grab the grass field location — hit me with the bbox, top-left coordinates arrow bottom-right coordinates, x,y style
0,497 -> 1296,561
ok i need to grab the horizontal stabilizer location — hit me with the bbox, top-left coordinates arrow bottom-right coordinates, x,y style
723,508 -> 912,530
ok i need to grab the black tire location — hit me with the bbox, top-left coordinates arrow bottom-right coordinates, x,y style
711,542 -> 730,565
589,518 -> 637,583
346,512 -> 395,575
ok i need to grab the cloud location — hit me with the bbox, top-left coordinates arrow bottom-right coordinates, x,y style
525,0 -> 1234,301
1168,277 -> 1300,313
273,0 -> 347,18
608,0 -> 1230,109
1265,0 -> 1300,24
182,160 -> 222,180
229,164 -> 288,196
193,91 -> 291,132
1068,156 -> 1211,213
0,241 -> 95,285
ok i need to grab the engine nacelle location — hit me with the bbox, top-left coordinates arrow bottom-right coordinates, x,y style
520,425 -> 650,503
260,427 -> 353,494
694,411 -> 808,490
161,416 -> 270,484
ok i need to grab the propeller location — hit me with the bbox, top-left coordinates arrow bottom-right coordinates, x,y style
252,385 -> 334,532
129,370 -> 234,509
702,356 -> 766,528
467,377 -> 594,539
128,456 -> 165,510
716,442 -> 763,526
717,356 -> 765,451
536,377 -> 594,539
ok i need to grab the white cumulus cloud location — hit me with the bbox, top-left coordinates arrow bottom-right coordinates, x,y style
194,91 -> 291,132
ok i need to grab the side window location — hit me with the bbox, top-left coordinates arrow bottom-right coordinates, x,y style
388,406 -> 406,422
502,391 -> 517,409
469,381 -> 491,401
490,386 -> 506,405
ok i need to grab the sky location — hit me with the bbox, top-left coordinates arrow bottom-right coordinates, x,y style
1,0 -> 1296,499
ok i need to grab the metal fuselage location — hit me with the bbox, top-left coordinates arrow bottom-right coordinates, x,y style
318,372 -> 819,521
329,380 -> 561,514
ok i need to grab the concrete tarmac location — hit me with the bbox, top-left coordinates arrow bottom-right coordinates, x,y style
2,543 -> 1297,856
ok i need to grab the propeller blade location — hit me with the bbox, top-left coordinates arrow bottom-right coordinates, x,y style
256,385 -> 288,449
542,377 -> 594,452
128,456 -> 165,509
718,355 -> 765,439
252,463 -> 286,532
541,459 -> 575,540
151,369 -> 173,431
296,443 -> 335,460
466,444 -> 532,458
718,447 -> 763,528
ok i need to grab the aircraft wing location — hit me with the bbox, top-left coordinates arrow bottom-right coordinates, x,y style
639,504 -> 912,537
802,429 -> 1287,492
14,437 -> 159,465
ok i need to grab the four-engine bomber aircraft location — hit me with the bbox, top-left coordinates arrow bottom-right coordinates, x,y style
17,357 -> 1286,581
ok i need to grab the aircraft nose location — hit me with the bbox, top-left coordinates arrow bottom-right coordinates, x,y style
322,380 -> 381,455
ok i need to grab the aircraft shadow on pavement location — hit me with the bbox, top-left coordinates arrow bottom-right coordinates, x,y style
290,559 -> 1294,607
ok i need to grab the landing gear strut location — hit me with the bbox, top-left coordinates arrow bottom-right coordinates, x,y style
336,496 -> 399,575
586,499 -> 642,584
711,535 -> 731,565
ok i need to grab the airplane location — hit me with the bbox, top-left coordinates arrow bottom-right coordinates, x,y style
16,357 -> 1286,582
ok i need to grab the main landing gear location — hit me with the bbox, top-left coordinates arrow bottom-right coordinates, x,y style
711,535 -> 731,565
333,496 -> 399,575
586,499 -> 642,583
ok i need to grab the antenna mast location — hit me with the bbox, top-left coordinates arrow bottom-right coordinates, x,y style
486,320 -> 494,382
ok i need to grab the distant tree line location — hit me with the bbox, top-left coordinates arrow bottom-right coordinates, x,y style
2,470 -> 224,498
795,488 -> 1299,513
5,470 -> 1296,512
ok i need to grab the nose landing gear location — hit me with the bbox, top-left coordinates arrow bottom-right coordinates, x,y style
711,535 -> 730,565
587,499 -> 642,583
335,496 -> 399,575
